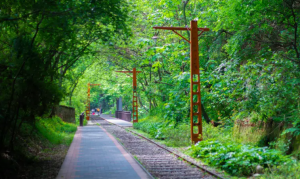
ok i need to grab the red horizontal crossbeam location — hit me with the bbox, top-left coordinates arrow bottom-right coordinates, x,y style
153,27 -> 209,31
115,71 -> 142,73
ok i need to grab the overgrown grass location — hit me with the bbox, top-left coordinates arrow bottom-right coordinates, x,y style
35,116 -> 77,146
133,115 -> 230,147
133,116 -> 191,146
134,115 -> 300,177
232,123 -> 265,145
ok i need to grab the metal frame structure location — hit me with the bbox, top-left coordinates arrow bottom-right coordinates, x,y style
86,83 -> 101,120
153,20 -> 209,143
116,68 -> 141,123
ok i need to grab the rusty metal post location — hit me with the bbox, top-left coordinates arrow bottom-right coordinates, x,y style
85,83 -> 100,121
86,83 -> 91,121
132,68 -> 138,123
190,20 -> 202,143
115,68 -> 141,123
153,21 -> 209,143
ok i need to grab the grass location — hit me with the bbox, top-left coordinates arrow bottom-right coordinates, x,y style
35,116 -> 77,146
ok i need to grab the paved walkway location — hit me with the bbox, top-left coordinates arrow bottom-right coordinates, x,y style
99,114 -> 133,127
56,125 -> 151,179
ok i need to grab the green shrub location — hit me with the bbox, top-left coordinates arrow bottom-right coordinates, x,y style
187,139 -> 291,176
35,116 -> 77,145
134,120 -> 164,138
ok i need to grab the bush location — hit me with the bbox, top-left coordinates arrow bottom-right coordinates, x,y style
187,139 -> 291,176
35,116 -> 77,145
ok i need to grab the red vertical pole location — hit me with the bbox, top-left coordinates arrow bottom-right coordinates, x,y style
86,83 -> 91,120
132,68 -> 138,123
85,84 -> 100,121
153,22 -> 208,143
190,20 -> 202,143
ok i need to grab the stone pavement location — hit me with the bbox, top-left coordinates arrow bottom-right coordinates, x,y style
99,114 -> 133,127
56,124 -> 151,179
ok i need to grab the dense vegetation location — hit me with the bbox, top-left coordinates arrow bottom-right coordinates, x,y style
0,0 -> 129,178
1,0 -> 300,178
0,0 -> 128,150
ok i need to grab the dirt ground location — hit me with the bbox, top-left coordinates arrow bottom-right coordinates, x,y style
17,144 -> 68,179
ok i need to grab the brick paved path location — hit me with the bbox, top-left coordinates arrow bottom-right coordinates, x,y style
56,125 -> 151,179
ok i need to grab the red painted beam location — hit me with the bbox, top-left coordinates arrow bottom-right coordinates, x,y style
153,26 -> 209,31
115,71 -> 142,73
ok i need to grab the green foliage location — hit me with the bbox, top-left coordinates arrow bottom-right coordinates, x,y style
0,0 -> 130,151
63,0 -> 300,177
134,120 -> 191,147
134,114 -> 230,147
134,115 -> 191,146
2,0 -> 300,177
94,0 -> 300,130
35,116 -> 77,145
260,162 -> 300,179
163,73 -> 190,124
269,136 -> 291,155
188,139 -> 292,176
134,116 -> 165,138
283,109 -> 300,137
